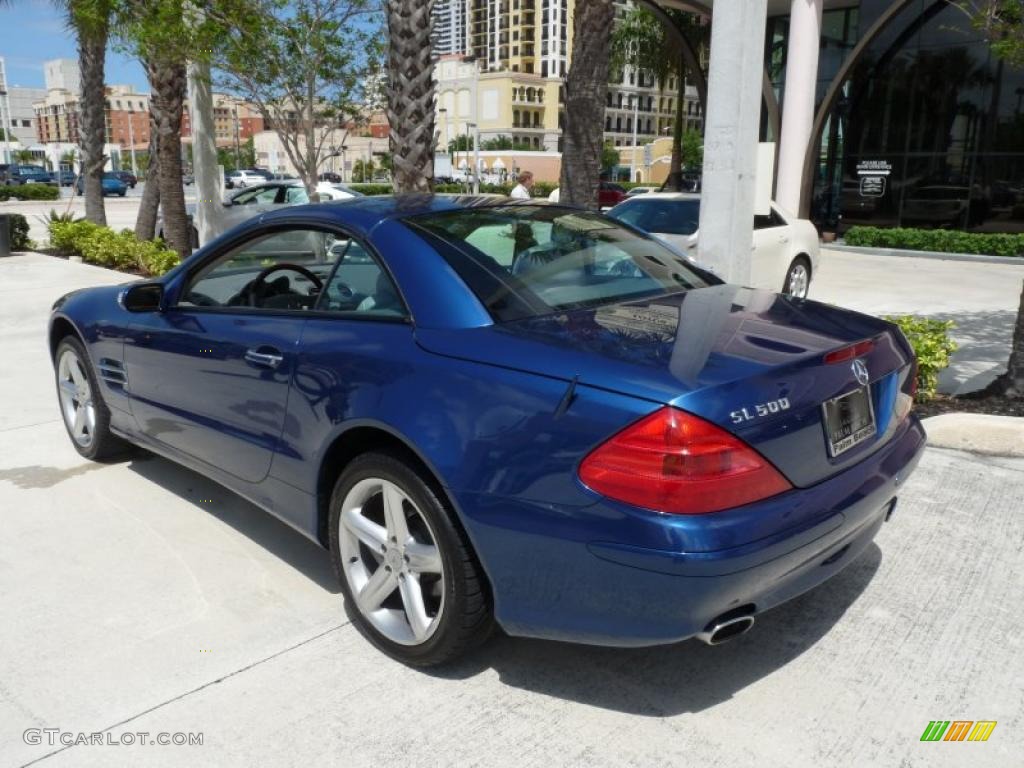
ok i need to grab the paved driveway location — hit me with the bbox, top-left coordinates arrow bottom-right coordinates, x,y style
811,248 -> 1024,395
1,253 -> 1022,768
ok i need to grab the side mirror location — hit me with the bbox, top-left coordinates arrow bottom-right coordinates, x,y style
121,282 -> 164,312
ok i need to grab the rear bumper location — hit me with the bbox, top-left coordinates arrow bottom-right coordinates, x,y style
461,415 -> 926,647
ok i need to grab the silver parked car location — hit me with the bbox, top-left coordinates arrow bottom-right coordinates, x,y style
157,181 -> 364,245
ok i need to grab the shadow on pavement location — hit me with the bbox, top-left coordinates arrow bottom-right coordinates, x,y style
930,309 -> 1015,394
126,452 -> 340,594
433,543 -> 882,716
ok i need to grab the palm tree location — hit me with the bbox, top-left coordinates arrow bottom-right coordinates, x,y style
559,0 -> 616,207
385,0 -> 434,193
12,148 -> 37,164
144,53 -> 190,256
68,0 -> 112,226
114,0 -> 191,255
610,7 -> 707,187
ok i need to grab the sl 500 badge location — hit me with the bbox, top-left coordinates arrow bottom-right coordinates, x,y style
730,397 -> 790,424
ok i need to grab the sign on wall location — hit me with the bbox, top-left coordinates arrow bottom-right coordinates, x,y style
856,159 -> 892,198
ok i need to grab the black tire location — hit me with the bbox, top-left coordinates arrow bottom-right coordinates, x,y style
54,336 -> 130,461
329,451 -> 492,666
782,255 -> 812,299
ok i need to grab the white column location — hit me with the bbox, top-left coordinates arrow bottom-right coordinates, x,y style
775,0 -> 824,214
697,0 -> 767,285
187,59 -> 224,246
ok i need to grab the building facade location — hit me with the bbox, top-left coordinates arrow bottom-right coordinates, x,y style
432,0 -> 470,56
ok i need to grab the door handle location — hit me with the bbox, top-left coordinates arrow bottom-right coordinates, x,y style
245,347 -> 284,369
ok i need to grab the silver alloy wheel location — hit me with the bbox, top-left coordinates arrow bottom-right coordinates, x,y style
339,477 -> 445,645
57,348 -> 96,448
786,261 -> 810,299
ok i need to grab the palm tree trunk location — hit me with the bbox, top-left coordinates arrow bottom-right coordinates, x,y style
75,7 -> 109,227
146,57 -> 191,257
135,116 -> 161,240
1002,281 -> 1024,397
560,0 -> 615,208
386,0 -> 435,193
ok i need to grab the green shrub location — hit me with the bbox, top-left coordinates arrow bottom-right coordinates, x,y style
46,218 -> 179,276
346,183 -> 394,196
0,184 -> 60,201
883,315 -> 958,401
7,213 -> 32,250
845,226 -> 1024,258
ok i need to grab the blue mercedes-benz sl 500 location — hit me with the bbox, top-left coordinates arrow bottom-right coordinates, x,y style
48,196 -> 925,665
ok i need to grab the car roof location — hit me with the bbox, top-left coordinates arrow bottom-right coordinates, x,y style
620,192 -> 701,201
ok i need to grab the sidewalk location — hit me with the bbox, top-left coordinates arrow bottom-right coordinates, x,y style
811,247 -> 1024,396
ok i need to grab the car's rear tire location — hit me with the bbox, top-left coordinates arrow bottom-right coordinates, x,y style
54,336 -> 129,461
329,451 -> 492,666
783,256 -> 812,299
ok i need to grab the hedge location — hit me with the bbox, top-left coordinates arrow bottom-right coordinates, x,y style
884,315 -> 958,401
49,219 -> 180,276
5,213 -> 31,250
844,226 -> 1024,258
0,184 -> 61,201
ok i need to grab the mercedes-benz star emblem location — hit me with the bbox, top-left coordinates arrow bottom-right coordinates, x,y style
852,358 -> 870,386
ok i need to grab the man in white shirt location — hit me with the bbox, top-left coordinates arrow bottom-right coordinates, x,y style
510,171 -> 534,200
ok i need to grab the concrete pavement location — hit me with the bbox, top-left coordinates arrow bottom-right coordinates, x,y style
2,253 -> 1023,768
811,247 -> 1024,395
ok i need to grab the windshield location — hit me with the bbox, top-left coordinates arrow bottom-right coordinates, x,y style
408,205 -> 716,322
609,198 -> 701,236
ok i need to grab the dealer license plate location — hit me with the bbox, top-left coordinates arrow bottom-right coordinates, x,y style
823,386 -> 876,457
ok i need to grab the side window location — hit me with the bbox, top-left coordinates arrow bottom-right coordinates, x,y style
179,228 -> 342,311
232,186 -> 279,205
284,186 -> 309,204
754,209 -> 787,229
319,240 -> 407,318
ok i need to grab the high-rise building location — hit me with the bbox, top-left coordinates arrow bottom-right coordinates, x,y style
432,0 -> 470,57
44,59 -> 80,94
467,0 -> 572,79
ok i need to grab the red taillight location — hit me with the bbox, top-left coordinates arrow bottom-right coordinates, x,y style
578,407 -> 792,515
823,339 -> 875,365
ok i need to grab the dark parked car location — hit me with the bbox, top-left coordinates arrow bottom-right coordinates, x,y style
319,171 -> 342,183
49,196 -> 924,666
8,165 -> 54,185
112,170 -> 137,188
598,181 -> 629,208
49,169 -> 77,186
75,172 -> 128,196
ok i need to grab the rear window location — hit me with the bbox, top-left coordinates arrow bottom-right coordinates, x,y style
610,198 -> 701,236
407,205 -> 715,322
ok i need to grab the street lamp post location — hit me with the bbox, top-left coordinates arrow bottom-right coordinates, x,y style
437,107 -> 448,178
630,92 -> 640,183
127,112 -> 137,173
467,122 -> 480,194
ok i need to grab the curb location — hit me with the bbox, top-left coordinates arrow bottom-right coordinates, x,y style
920,413 -> 1024,458
826,242 -> 1024,267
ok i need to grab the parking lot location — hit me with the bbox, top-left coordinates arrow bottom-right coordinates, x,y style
0,251 -> 1021,767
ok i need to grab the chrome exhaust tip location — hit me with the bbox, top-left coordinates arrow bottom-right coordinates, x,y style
697,615 -> 756,646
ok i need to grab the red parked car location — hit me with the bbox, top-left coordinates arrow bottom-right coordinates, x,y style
598,181 -> 628,208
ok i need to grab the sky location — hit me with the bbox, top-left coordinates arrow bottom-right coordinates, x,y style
0,0 -> 147,91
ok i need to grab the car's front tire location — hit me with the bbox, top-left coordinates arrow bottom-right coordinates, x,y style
329,451 -> 492,666
54,336 -> 129,461
783,256 -> 812,299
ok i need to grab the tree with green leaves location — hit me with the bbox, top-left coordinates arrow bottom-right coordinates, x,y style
956,0 -> 1024,396
601,142 -> 620,175
113,0 -> 208,257
211,0 -> 383,196
610,5 -> 707,190
12,148 -> 38,165
681,129 -> 703,169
